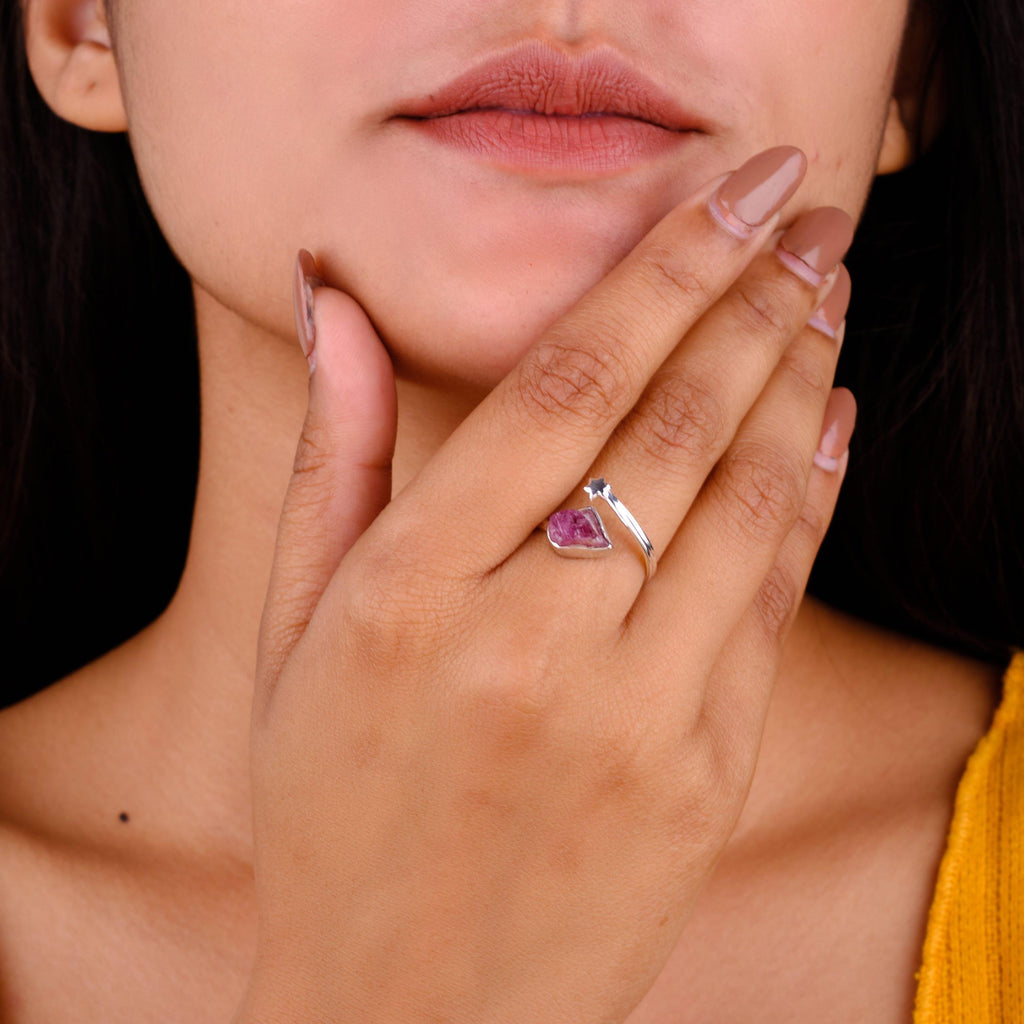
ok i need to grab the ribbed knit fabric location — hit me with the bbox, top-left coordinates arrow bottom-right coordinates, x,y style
912,648 -> 1024,1023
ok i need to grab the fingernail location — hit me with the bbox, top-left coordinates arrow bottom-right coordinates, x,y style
709,146 -> 808,239
293,249 -> 324,374
813,387 -> 857,472
777,207 -> 855,287
808,264 -> 852,339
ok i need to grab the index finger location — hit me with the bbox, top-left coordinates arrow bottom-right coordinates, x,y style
391,146 -> 808,569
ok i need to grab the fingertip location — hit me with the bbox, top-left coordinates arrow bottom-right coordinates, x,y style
808,265 -> 852,339
294,249 -> 324,372
310,287 -> 392,388
708,146 -> 808,240
305,285 -> 398,468
813,388 -> 857,473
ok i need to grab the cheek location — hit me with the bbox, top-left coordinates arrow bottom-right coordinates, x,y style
115,0 -> 362,331
739,0 -> 907,202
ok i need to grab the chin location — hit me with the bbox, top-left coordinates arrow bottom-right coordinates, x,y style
354,245 -> 630,393
330,204 -> 674,394
314,134 -> 713,385
367,291 -> 571,393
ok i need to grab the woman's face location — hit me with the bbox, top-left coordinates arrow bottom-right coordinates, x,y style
109,0 -> 911,390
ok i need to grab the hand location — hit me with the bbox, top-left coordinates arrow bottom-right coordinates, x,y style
240,146 -> 856,1024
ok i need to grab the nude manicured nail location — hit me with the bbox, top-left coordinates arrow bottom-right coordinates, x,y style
814,387 -> 857,472
293,249 -> 324,374
709,147 -> 808,239
808,264 -> 852,339
777,208 -> 855,287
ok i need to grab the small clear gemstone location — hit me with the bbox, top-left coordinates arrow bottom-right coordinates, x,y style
547,507 -> 612,550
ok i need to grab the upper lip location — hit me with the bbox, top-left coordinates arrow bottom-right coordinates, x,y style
393,41 -> 706,133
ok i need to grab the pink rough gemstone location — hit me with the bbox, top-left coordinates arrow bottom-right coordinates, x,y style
547,507 -> 612,550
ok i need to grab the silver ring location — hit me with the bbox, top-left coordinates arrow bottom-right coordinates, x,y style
545,478 -> 657,579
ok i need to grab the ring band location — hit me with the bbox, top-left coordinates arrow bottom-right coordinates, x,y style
546,478 -> 657,579
584,479 -> 657,579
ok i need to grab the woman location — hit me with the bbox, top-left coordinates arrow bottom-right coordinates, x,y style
0,0 -> 1021,1020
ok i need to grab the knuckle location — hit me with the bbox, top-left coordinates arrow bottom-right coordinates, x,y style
715,445 -> 806,543
731,279 -> 792,338
587,730 -> 664,810
343,540 -> 464,649
466,653 -> 648,767
753,563 -> 801,642
779,346 -> 834,402
513,334 -> 635,435
467,648 -> 562,730
655,731 -> 737,851
791,494 -> 831,547
687,709 -> 757,823
258,593 -> 312,677
626,369 -> 728,470
280,423 -> 336,534
638,244 -> 715,309
292,421 -> 331,479
569,703 -> 675,812
691,718 -> 742,807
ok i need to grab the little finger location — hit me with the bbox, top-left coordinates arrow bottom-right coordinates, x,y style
691,391 -> 855,756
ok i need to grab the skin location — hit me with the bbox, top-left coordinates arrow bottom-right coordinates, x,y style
0,0 -> 1007,1022
115,0 -> 895,390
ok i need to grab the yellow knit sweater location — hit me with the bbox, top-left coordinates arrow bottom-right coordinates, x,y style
912,648 -> 1024,1023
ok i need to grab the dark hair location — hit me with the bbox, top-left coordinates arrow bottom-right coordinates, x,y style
1,0 -> 1021,709
809,0 -> 1024,666
1,0 -> 198,706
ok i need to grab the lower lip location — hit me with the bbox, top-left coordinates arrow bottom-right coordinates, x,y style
405,109 -> 693,174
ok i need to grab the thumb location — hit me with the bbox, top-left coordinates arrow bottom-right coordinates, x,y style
257,249 -> 397,699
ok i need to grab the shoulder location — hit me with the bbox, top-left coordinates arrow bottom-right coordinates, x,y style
0,664 -> 219,1023
0,671 -> 115,1020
